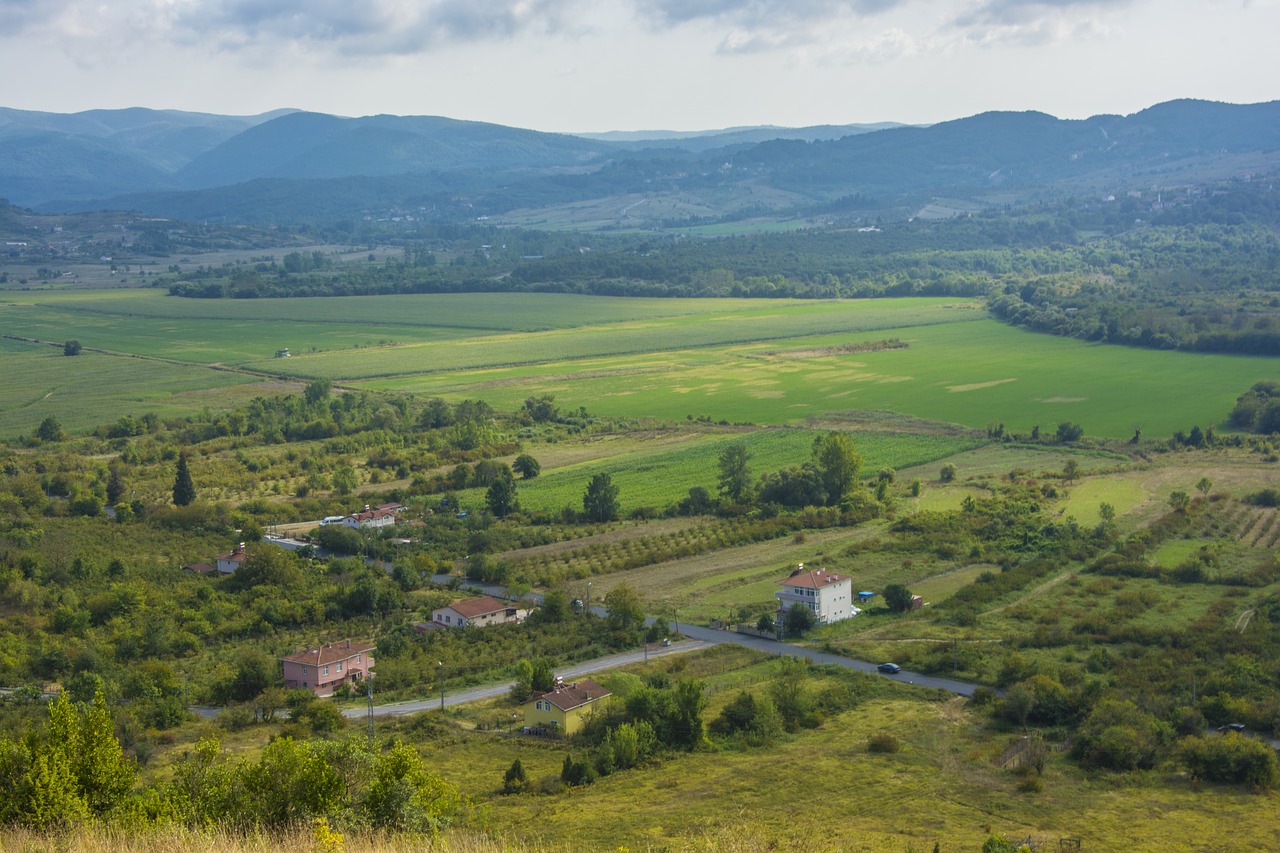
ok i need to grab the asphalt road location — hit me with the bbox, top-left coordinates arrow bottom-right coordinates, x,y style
341,639 -> 711,718
674,622 -> 983,696
341,618 -> 980,720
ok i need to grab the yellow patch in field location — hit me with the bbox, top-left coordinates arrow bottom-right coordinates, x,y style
947,378 -> 1017,392
748,390 -> 786,399
1039,396 -> 1086,403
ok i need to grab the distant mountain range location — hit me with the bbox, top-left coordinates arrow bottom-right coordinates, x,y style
1,100 -> 1277,226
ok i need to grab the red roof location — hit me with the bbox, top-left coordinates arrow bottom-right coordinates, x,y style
348,508 -> 396,522
444,595 -> 513,619
776,565 -> 848,589
530,679 -> 610,712
281,640 -> 375,666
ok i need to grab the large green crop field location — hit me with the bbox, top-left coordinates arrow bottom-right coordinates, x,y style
0,348 -> 270,436
365,317 -> 1274,438
1,289 -> 1275,437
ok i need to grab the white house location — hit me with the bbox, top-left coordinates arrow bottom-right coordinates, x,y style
775,564 -> 856,626
432,595 -> 527,628
342,505 -> 398,530
215,543 -> 249,574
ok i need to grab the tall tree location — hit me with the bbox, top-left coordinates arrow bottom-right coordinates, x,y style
522,395 -> 558,422
604,582 -> 644,633
811,431 -> 862,506
105,464 -> 126,505
583,473 -> 620,522
303,379 -> 331,406
36,416 -> 64,443
717,442 -> 752,503
485,466 -> 520,518
172,452 -> 196,506
883,583 -> 915,613
512,454 -> 541,479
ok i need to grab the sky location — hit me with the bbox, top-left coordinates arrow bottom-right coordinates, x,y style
1,0 -> 1277,133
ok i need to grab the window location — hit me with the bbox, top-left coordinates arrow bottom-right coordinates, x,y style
302,665 -> 309,676
336,662 -> 343,673
536,700 -> 543,710
355,654 -> 360,663
322,666 -> 329,676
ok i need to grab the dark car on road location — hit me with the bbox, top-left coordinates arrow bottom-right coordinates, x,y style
877,663 -> 902,674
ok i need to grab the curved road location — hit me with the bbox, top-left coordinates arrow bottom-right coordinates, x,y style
343,619 -> 982,720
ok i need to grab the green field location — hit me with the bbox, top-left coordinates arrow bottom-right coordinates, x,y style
367,317 -> 1276,438
0,348 -> 270,436
1,290 -> 1276,438
464,428 -> 989,514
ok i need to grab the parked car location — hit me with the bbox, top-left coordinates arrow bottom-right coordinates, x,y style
877,663 -> 902,674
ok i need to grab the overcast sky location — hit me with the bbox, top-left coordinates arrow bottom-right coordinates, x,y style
1,0 -> 1276,132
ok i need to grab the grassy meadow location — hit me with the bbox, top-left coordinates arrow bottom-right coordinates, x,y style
473,428 -> 989,515
0,346 -> 274,436
1,290 -> 1276,438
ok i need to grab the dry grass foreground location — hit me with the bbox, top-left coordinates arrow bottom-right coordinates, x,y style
0,825 -> 827,853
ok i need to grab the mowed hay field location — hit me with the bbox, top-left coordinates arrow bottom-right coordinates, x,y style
1,290 -> 1276,437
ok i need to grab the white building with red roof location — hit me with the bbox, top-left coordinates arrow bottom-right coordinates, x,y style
281,640 -> 375,697
215,543 -> 250,574
431,595 -> 527,628
775,563 -> 856,625
341,505 -> 399,530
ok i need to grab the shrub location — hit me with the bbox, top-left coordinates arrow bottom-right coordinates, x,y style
868,733 -> 901,753
1178,733 -> 1280,789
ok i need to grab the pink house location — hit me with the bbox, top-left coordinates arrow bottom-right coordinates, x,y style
281,640 -> 375,697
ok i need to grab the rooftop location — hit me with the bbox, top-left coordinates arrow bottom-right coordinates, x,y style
530,678 -> 610,712
442,595 -> 514,619
281,640 -> 375,666
776,563 -> 848,589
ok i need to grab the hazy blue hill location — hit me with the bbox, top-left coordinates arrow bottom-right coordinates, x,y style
729,101 -> 1280,197
0,133 -> 171,204
574,122 -> 909,151
0,106 -> 290,203
1103,98 -> 1280,152
175,112 -> 352,187
176,112 -> 612,187
16,99 -> 1280,221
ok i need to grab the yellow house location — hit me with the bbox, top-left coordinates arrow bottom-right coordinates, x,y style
523,678 -> 610,736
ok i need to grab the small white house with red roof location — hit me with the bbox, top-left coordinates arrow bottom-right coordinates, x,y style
281,640 -> 375,697
775,563 -> 856,626
215,543 -> 250,574
431,595 -> 527,628
342,505 -> 398,529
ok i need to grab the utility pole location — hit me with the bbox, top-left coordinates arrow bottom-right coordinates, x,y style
366,674 -> 374,745
438,661 -> 445,712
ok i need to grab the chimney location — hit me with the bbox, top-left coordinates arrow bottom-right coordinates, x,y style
346,639 -> 351,649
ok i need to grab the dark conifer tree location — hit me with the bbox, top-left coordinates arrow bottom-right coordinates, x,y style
172,453 -> 196,506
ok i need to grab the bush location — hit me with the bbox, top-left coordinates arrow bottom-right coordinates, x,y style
1178,733 -> 1280,788
502,758 -> 528,794
868,733 -> 901,753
